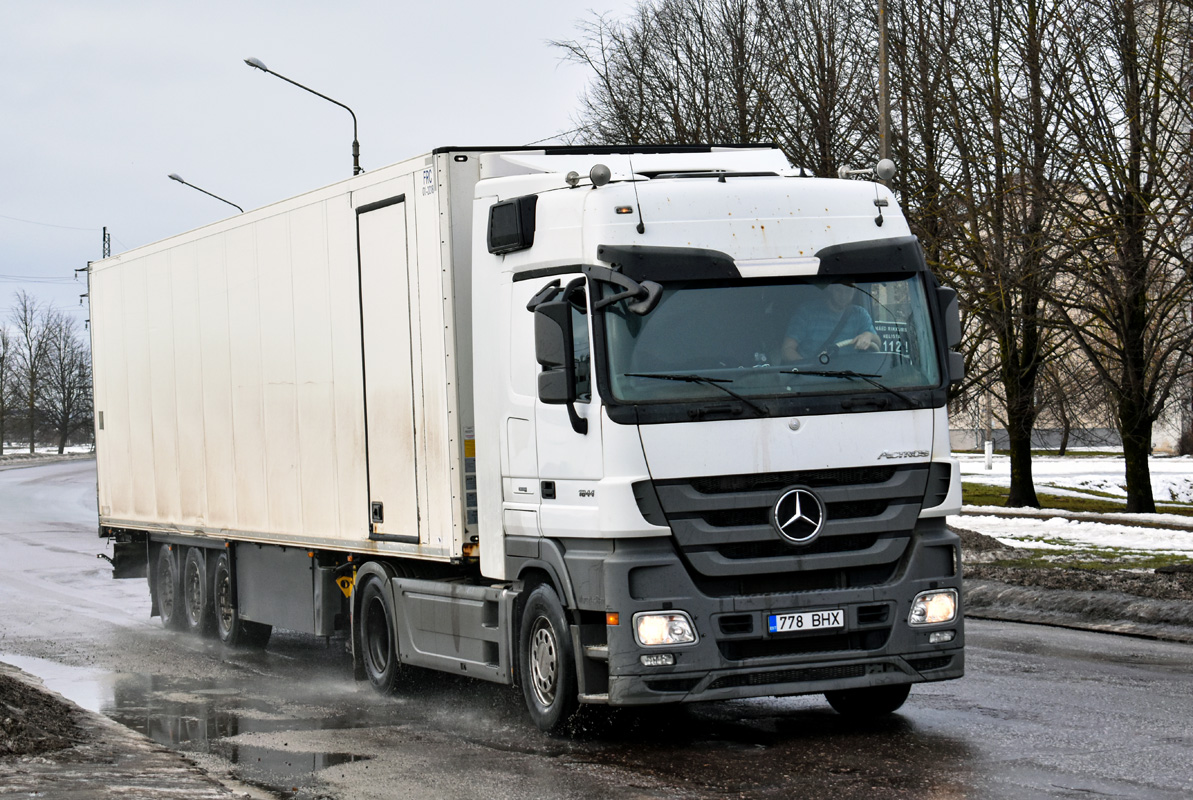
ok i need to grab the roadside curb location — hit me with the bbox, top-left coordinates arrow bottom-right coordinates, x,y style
963,578 -> 1193,645
0,661 -> 264,799
0,454 -> 95,472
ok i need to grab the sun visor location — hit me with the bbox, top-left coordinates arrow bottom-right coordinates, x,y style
596,244 -> 739,282
815,235 -> 926,275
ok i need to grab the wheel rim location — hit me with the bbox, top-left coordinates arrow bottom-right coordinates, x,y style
215,566 -> 234,636
364,595 -> 391,675
529,617 -> 558,707
184,560 -> 202,625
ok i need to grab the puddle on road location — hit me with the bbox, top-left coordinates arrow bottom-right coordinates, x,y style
105,672 -> 376,796
2,652 -> 373,797
1,652 -> 113,713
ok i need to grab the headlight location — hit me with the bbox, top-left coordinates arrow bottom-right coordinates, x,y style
908,589 -> 958,626
633,612 -> 697,646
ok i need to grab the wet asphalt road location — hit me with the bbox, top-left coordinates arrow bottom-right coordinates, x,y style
1,460 -> 1192,799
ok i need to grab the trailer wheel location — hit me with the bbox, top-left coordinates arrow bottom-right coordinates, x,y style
824,683 -> 911,717
518,585 -> 578,733
155,545 -> 186,630
213,550 -> 272,649
182,548 -> 215,636
358,577 -> 400,694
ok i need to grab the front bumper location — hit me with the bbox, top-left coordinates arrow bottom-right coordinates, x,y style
562,518 -> 964,706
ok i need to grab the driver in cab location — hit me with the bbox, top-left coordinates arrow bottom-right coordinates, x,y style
781,282 -> 880,363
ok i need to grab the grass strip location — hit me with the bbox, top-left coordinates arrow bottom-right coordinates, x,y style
961,482 -> 1193,517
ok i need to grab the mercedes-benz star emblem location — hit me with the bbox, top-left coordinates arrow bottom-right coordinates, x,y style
771,487 -> 826,545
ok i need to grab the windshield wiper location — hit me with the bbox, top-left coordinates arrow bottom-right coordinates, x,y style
785,368 -> 922,408
624,372 -> 768,417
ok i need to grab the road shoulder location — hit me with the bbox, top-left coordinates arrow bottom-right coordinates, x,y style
0,661 -> 265,799
958,525 -> 1193,644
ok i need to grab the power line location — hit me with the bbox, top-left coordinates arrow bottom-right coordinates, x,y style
523,127 -> 585,146
0,274 -> 76,284
0,213 -> 98,232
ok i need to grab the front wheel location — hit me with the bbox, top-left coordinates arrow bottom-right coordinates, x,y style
824,683 -> 911,717
212,550 -> 271,649
518,585 -> 578,733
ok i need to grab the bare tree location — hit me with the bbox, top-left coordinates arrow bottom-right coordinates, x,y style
937,0 -> 1076,505
886,0 -> 966,270
0,325 -> 11,455
9,291 -> 54,454
555,1 -> 776,146
42,313 -> 93,454
1049,0 -> 1193,511
756,0 -> 876,174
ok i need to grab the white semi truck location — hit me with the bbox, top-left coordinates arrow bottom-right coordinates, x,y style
90,145 -> 965,731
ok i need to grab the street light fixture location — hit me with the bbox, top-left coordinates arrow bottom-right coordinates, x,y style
167,174 -> 243,213
244,57 -> 362,175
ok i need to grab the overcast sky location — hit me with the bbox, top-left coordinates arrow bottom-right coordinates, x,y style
0,1 -> 631,325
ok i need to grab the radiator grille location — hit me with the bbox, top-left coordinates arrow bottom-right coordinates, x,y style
638,465 -> 929,591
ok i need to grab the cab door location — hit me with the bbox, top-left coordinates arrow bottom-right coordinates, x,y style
532,275 -> 603,537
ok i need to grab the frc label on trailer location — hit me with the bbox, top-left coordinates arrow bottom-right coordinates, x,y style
768,609 -> 844,633
421,167 -> 436,196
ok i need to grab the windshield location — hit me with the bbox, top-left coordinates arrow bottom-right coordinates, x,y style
603,274 -> 941,404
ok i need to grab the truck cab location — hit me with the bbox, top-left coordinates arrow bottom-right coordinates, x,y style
469,148 -> 964,728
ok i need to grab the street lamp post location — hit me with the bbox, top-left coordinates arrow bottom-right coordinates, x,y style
878,0 -> 890,163
167,174 -> 243,213
243,57 -> 361,175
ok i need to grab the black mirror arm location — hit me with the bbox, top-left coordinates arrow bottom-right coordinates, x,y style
526,279 -> 562,311
583,265 -> 662,314
566,403 -> 588,435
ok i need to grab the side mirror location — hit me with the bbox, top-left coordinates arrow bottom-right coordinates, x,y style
935,286 -> 964,385
948,351 -> 965,385
936,286 -> 961,348
534,300 -> 587,434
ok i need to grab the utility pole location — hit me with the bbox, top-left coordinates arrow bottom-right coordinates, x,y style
878,0 -> 890,162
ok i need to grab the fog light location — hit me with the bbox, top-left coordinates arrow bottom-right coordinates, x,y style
929,630 -> 956,644
634,612 -> 697,646
908,589 -> 958,625
640,653 -> 675,667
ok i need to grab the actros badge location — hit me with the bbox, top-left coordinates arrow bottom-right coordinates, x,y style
771,487 -> 826,545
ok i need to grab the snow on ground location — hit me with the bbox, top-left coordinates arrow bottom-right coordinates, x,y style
950,513 -> 1193,554
958,452 -> 1193,504
953,454 -> 1193,557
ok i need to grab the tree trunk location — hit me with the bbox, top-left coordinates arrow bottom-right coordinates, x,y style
1004,382 -> 1040,507
1119,398 -> 1156,513
27,390 -> 35,454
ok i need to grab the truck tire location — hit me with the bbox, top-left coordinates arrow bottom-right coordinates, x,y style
518,584 -> 578,733
155,545 -> 186,630
182,547 -> 214,636
358,577 -> 400,694
824,683 -> 911,717
212,550 -> 271,649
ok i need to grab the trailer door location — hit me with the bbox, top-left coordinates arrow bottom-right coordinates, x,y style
357,195 -> 420,541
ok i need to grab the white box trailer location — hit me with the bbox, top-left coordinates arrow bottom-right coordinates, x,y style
92,151 -> 477,561
92,145 -> 966,731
